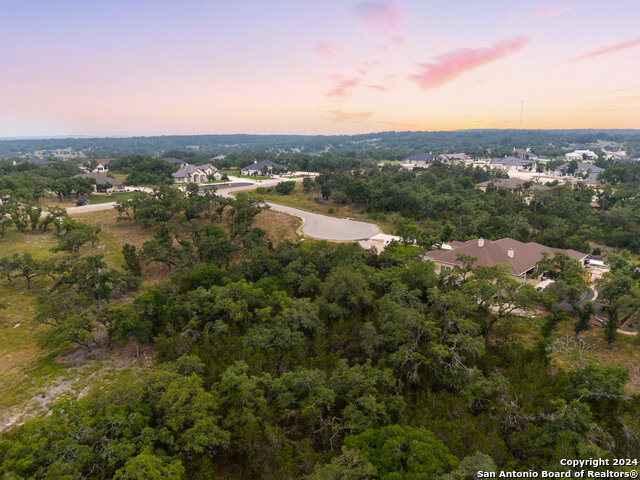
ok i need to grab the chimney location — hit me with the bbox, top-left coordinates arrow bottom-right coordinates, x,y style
507,248 -> 514,258
478,238 -> 484,247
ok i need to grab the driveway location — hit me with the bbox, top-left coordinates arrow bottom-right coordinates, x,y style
265,203 -> 379,241
67,202 -> 117,215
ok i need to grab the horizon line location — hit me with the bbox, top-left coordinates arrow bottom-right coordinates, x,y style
2,127 -> 640,141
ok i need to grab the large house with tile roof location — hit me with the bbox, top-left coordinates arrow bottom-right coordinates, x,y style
424,237 -> 587,283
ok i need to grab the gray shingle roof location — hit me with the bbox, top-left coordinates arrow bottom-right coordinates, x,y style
73,172 -> 122,186
240,160 -> 287,172
162,157 -> 185,165
490,156 -> 533,167
172,165 -> 201,177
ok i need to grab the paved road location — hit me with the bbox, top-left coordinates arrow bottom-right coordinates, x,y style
216,179 -> 380,241
65,177 -> 381,241
67,202 -> 117,215
265,203 -> 379,241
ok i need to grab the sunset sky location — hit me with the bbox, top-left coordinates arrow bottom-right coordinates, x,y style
1,0 -> 639,136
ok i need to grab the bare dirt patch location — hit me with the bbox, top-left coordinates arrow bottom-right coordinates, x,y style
0,340 -> 155,433
252,209 -> 301,245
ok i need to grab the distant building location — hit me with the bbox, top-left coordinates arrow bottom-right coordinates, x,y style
475,178 -> 547,193
513,148 -> 537,161
489,156 -> 534,171
404,153 -> 434,164
424,237 -> 587,283
162,157 -> 188,167
89,158 -> 115,173
241,160 -> 288,176
555,162 -> 604,180
73,172 -> 124,193
438,153 -> 471,163
172,164 -> 221,184
210,155 -> 227,162
565,150 -> 597,161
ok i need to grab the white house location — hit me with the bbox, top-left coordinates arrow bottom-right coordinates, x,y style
90,158 -> 115,173
358,233 -> 402,254
172,164 -> 222,184
565,150 -> 597,161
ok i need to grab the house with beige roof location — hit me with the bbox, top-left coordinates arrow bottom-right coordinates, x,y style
475,178 -> 548,193
424,237 -> 587,283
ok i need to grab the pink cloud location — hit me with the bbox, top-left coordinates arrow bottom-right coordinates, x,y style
568,35 -> 640,63
326,110 -> 372,123
391,35 -> 406,48
326,76 -> 359,98
410,36 -> 530,90
313,41 -> 342,62
353,0 -> 402,34
367,84 -> 389,92
534,4 -> 570,18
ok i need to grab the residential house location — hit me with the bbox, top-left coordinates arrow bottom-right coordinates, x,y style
424,237 -> 587,283
89,158 -> 115,173
172,164 -> 222,184
404,153 -> 434,164
513,148 -> 537,161
555,162 -> 604,180
489,156 -> 534,171
162,157 -> 188,167
240,160 -> 288,176
475,178 -> 548,193
438,153 -> 471,163
565,150 -> 597,161
73,173 -> 124,193
358,233 -> 402,254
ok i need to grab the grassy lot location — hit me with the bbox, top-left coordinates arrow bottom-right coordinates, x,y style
0,211 -> 156,429
0,204 -> 304,429
504,313 -> 640,393
86,192 -> 138,204
252,209 -> 302,245
37,191 -> 139,209
240,183 -> 398,233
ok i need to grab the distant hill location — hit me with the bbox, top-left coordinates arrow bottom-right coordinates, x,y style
0,129 -> 639,158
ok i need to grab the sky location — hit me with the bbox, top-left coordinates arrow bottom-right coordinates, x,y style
1,0 -> 639,136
